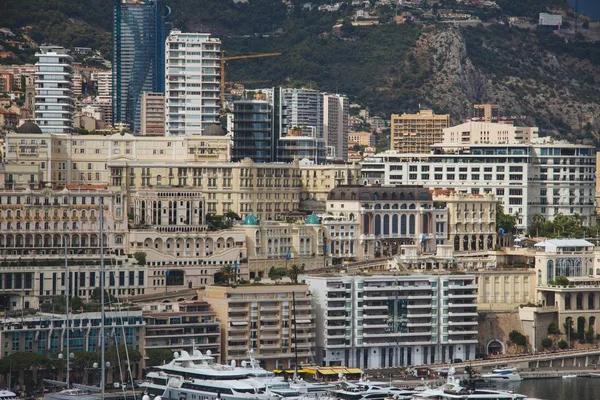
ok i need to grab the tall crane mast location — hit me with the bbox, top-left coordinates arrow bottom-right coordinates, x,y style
220,52 -> 282,107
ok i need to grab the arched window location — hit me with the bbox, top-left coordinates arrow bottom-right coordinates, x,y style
400,215 -> 407,235
409,215 -> 416,235
422,214 -> 429,234
392,215 -> 398,234
383,215 -> 390,235
374,215 -> 381,235
547,260 -> 554,282
363,214 -> 370,235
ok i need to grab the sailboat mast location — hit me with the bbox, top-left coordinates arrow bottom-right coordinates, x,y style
65,235 -> 70,388
292,290 -> 298,379
100,197 -> 106,396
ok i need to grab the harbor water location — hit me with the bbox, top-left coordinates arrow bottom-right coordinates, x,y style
495,377 -> 600,400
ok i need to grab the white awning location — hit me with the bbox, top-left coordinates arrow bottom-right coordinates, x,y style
296,319 -> 311,324
230,321 -> 248,326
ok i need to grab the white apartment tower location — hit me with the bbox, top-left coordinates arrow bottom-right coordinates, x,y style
304,274 -> 478,369
323,93 -> 349,161
165,30 -> 221,136
34,45 -> 74,134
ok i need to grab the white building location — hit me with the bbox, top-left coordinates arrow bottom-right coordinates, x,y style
92,70 -> 112,103
34,46 -> 74,134
361,140 -> 596,229
539,13 -> 562,27
304,274 -> 478,368
323,94 -> 349,161
165,30 -> 221,136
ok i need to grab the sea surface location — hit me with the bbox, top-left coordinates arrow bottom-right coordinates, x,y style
494,377 -> 600,400
567,0 -> 600,21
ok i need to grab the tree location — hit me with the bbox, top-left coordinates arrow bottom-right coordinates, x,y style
496,203 -> 517,234
547,322 -> 560,335
146,349 -> 173,367
133,252 -> 146,266
541,338 -> 552,348
268,266 -> 287,283
531,213 -> 544,237
288,264 -> 305,284
215,264 -> 235,285
508,330 -> 527,347
554,276 -> 570,286
557,339 -> 568,349
586,326 -> 595,344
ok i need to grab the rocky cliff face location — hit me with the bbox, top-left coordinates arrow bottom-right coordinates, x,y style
416,25 -> 600,141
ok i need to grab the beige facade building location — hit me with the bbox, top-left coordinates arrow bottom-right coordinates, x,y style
0,184 -> 145,309
432,190 -> 497,269
234,213 -> 328,277
442,121 -> 539,146
475,270 -> 535,311
390,110 -> 450,153
348,131 -> 375,147
522,239 -> 600,351
140,92 -> 165,136
202,284 -> 315,370
325,185 -> 449,265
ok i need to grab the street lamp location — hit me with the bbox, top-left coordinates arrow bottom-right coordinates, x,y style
58,352 -> 74,387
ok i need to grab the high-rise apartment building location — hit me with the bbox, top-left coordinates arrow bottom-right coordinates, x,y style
112,0 -> 169,133
202,284 -> 315,369
283,88 -> 323,138
305,274 -> 478,368
34,45 -> 74,134
232,100 -> 273,163
141,92 -> 165,136
323,94 -> 349,161
390,110 -> 450,153
165,30 -> 221,136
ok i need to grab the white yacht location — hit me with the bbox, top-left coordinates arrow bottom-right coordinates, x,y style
0,390 -> 18,400
412,374 -> 526,400
142,349 -> 282,400
481,367 -> 522,383
330,381 -> 414,400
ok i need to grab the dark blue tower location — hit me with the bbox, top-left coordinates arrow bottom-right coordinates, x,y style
112,0 -> 169,133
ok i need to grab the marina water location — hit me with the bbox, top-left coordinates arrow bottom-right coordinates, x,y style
495,378 -> 600,400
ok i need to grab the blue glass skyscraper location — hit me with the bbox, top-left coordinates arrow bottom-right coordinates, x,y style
112,0 -> 170,133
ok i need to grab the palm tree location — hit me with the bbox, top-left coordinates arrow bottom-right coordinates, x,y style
532,213 -> 544,237
288,264 -> 305,284
218,264 -> 235,285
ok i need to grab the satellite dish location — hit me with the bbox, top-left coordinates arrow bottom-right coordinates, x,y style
241,361 -> 247,367
338,373 -> 344,379
231,360 -> 237,367
143,395 -> 150,400
206,350 -> 212,356
174,352 -> 179,359
249,348 -> 254,354
155,396 -> 162,400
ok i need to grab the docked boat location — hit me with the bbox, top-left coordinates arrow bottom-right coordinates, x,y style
142,348 -> 283,400
562,374 -> 577,379
412,374 -> 526,399
481,367 -> 522,383
0,389 -> 18,400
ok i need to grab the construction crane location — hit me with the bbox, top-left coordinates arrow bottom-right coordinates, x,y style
220,52 -> 282,106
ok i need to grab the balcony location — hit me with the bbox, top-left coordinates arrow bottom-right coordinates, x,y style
260,333 -> 280,340
327,304 -> 346,311
407,313 -> 432,318
448,284 -> 477,290
363,331 -> 396,338
362,313 -> 388,319
407,303 -> 432,309
448,293 -> 477,299
362,323 -> 389,329
261,325 -> 280,331
407,321 -> 432,327
401,331 -> 432,337
448,329 -> 478,335
447,338 -> 478,344
448,320 -> 478,326
363,294 -> 389,300
448,311 -> 478,317
407,294 -> 432,300
327,314 -> 347,320
448,302 -> 477,308
259,343 -> 281,350
363,304 -> 388,310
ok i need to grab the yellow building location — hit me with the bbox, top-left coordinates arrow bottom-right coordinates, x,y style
390,110 -> 450,153
202,284 -> 315,370
475,269 -> 535,311
348,131 -> 375,147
